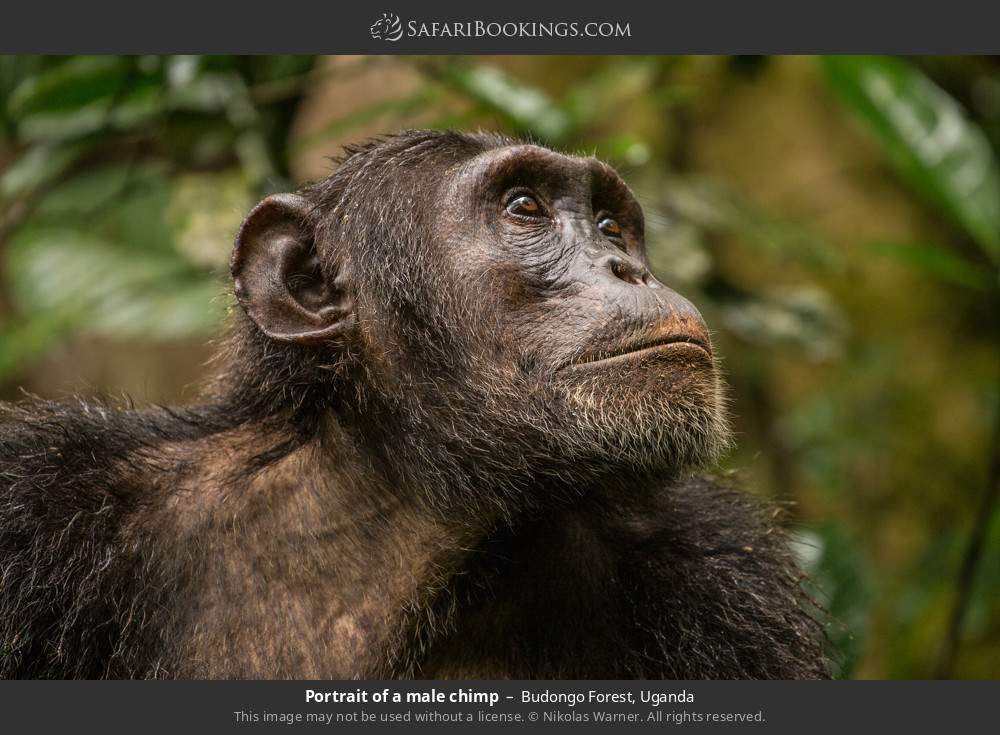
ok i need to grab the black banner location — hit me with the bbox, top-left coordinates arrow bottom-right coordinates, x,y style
1,0 -> 999,54
1,680 -> 996,733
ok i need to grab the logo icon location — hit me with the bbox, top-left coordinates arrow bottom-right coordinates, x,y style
370,13 -> 403,41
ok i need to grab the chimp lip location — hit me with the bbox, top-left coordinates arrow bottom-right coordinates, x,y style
566,334 -> 712,369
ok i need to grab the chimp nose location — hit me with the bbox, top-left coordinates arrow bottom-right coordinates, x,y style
596,253 -> 656,288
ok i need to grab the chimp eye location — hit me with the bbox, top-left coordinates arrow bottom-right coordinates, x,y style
506,194 -> 542,218
597,216 -> 622,238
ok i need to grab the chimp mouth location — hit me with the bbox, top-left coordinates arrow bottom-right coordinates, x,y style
565,333 -> 712,369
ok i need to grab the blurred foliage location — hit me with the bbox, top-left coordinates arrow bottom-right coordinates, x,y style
822,56 -> 1000,264
0,54 -> 312,376
1,54 -> 999,679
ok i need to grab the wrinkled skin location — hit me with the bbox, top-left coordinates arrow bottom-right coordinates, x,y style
0,131 -> 828,680
451,143 -> 706,366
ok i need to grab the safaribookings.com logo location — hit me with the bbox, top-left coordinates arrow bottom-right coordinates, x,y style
370,13 -> 404,41
370,13 -> 631,41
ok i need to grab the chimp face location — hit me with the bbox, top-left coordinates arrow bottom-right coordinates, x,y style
441,143 -> 728,470
232,132 -> 729,481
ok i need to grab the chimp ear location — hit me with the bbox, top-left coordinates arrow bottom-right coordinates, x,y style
231,193 -> 353,344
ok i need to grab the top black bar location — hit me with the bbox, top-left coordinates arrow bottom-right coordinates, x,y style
2,0 -> 999,54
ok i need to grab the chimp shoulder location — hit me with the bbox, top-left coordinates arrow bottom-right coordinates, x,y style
0,398 -> 221,678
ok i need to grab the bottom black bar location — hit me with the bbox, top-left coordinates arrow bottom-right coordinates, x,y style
0,680 -> 994,733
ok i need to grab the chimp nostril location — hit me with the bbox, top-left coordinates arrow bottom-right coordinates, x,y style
603,255 -> 648,287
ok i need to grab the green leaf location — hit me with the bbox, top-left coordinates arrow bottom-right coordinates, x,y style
166,68 -> 248,116
26,160 -> 134,216
6,227 -> 226,340
0,55 -> 45,139
868,240 -> 994,291
23,159 -> 179,256
7,56 -> 162,141
822,56 -> 1000,262
664,176 -> 845,272
7,57 -> 129,118
720,286 -> 849,361
561,58 -> 660,129
0,141 -> 89,200
442,65 -> 572,143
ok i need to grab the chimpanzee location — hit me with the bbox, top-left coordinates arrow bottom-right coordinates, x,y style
0,130 -> 828,679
